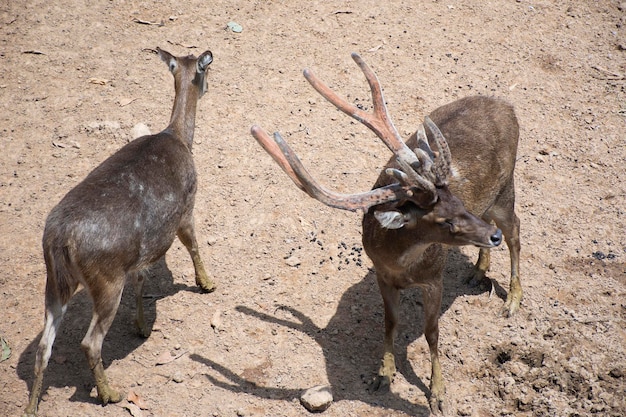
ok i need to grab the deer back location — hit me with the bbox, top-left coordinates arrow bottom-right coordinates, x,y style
373,96 -> 519,217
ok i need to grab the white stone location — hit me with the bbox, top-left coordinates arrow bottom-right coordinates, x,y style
300,385 -> 333,412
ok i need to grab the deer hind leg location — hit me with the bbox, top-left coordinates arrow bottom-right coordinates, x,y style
177,217 -> 216,293
25,246 -> 79,417
132,270 -> 150,337
80,276 -> 125,405
422,280 -> 445,414
24,291 -> 72,416
370,274 -> 399,392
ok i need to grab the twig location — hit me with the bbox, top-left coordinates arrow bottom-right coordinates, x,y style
132,17 -> 164,27
591,65 -> 625,80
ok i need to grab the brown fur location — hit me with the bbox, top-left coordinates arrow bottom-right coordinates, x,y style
24,48 -> 215,417
363,96 -> 521,414
252,56 -> 521,414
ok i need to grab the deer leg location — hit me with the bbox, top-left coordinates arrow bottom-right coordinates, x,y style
499,212 -> 522,317
489,181 -> 522,317
422,281 -> 445,415
132,271 -> 150,338
466,247 -> 491,288
177,219 -> 216,293
371,275 -> 399,392
24,297 -> 68,416
80,278 -> 124,405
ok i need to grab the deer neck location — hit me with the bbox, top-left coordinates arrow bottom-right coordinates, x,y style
167,80 -> 199,150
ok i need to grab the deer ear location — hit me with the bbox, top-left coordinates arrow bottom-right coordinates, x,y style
157,48 -> 177,73
197,50 -> 213,73
374,210 -> 406,229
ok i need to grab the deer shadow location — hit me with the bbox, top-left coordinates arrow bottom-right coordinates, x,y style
17,257 -> 197,405
191,247 -> 507,415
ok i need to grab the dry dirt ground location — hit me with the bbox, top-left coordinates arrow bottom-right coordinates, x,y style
1,1 -> 625,416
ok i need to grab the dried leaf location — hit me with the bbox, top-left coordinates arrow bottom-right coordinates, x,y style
155,349 -> 187,365
123,402 -> 143,417
127,390 -> 149,410
0,337 -> 10,362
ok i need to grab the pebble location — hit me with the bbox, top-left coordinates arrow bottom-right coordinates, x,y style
300,385 -> 333,412
285,256 -> 301,267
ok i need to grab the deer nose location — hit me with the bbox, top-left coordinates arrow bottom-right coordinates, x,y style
490,229 -> 503,246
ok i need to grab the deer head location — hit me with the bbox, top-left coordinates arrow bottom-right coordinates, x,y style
251,53 -> 501,248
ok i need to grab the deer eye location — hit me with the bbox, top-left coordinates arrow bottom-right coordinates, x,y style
437,219 -> 456,231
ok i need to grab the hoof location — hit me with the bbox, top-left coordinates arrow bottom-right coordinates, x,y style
501,300 -> 520,318
99,387 -> 122,405
465,271 -> 491,290
135,322 -> 152,338
200,283 -> 217,293
196,277 -> 217,293
429,395 -> 444,415
368,374 -> 391,393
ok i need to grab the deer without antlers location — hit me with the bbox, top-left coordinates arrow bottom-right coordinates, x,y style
251,53 -> 521,414
24,48 -> 216,417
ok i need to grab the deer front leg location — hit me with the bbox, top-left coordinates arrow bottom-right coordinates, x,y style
466,247 -> 492,288
497,210 -> 522,317
177,219 -> 216,293
422,280 -> 445,414
371,276 -> 399,392
502,220 -> 522,317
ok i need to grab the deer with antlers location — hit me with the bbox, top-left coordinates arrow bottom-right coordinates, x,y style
251,53 -> 521,413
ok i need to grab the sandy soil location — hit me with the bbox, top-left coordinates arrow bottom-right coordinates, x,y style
1,1 -> 625,416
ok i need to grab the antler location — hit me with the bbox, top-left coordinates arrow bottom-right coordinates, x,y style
304,53 -> 437,196
250,53 -> 452,212
251,125 -> 413,212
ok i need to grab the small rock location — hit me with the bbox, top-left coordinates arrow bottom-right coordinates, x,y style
172,372 -> 184,383
285,256 -> 301,267
227,21 -> 243,33
207,236 -> 218,246
609,368 -> 624,378
210,310 -> 223,331
300,385 -> 333,412
131,123 -> 151,139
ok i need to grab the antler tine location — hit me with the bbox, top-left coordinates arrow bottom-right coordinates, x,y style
250,125 -> 413,212
303,53 -> 420,166
250,125 -> 307,192
424,116 -> 452,181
